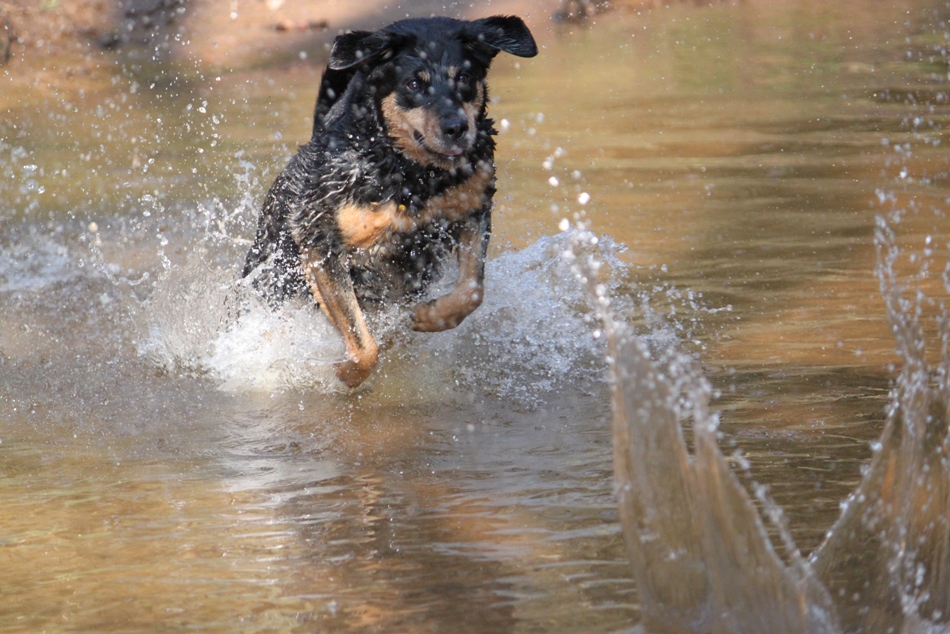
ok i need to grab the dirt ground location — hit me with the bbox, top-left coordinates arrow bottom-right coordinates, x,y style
0,0 -> 111,58
0,0 -> 556,73
0,0 -> 569,115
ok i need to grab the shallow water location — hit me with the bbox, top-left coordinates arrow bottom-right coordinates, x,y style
2,0 -> 950,631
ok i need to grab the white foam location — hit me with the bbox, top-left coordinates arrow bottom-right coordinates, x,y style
206,301 -> 345,392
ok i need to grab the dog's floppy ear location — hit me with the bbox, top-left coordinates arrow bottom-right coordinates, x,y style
312,30 -> 403,134
328,30 -> 396,70
463,16 -> 538,60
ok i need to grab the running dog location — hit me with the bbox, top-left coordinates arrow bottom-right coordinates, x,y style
242,16 -> 537,387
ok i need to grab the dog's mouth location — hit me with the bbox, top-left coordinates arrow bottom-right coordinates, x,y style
413,131 -> 466,159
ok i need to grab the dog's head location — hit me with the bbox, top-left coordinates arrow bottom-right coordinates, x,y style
320,16 -> 537,168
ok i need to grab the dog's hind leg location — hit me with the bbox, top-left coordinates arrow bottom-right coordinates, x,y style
302,251 -> 379,388
411,208 -> 491,333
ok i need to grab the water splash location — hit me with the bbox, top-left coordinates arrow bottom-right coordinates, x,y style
408,232 -> 625,401
567,225 -> 839,634
137,227 -> 634,399
0,227 -> 81,293
811,214 -> 950,632
572,213 -> 950,633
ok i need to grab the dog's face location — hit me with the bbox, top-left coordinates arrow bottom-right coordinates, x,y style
378,40 -> 487,167
327,16 -> 537,169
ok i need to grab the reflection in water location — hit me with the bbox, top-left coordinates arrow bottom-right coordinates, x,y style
585,208 -> 950,633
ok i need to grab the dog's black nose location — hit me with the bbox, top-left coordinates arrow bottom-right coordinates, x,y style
441,117 -> 469,142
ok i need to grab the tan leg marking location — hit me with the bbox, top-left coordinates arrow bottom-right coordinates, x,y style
411,219 -> 487,333
302,252 -> 379,388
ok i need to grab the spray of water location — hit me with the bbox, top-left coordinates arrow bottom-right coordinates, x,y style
135,228 -> 622,400
568,213 -> 950,633
811,214 -> 950,633
567,224 -> 839,634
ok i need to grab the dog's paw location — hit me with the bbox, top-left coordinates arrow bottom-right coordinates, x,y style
334,342 -> 379,388
412,302 -> 452,332
411,294 -> 478,332
334,360 -> 373,388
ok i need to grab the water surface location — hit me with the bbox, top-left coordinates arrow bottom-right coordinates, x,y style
2,1 -> 950,631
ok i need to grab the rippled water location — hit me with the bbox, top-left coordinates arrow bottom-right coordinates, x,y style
2,0 -> 950,631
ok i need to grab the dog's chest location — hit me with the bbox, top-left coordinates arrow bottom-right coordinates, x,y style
337,161 -> 493,250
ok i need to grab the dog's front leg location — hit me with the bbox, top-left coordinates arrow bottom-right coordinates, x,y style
302,252 -> 379,388
412,209 -> 490,333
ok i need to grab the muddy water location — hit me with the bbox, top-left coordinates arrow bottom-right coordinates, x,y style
2,1 -> 950,632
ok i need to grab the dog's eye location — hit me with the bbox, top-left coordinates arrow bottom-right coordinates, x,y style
406,78 -> 424,92
455,73 -> 471,86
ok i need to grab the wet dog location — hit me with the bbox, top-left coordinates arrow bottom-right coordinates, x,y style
242,16 -> 537,387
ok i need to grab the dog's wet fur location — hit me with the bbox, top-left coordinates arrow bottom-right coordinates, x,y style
242,16 -> 537,387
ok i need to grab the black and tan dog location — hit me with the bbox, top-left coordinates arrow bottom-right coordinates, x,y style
242,16 -> 537,387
